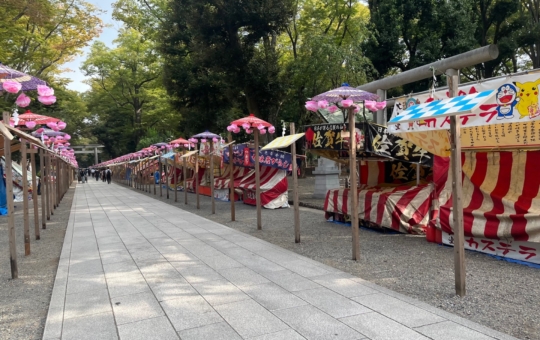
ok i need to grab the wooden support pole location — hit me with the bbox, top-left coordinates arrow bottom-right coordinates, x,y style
45,154 -> 51,220
183,157 -> 188,205
21,140 -> 30,255
174,154 -> 178,202
165,157 -> 169,199
160,153 -> 163,197
447,68 -> 466,297
196,152 -> 200,209
153,160 -> 156,195
254,130 -> 262,230
40,149 -> 46,228
291,123 -> 300,243
228,133 -> 235,221
4,112 -> 17,279
349,108 -> 360,261
210,140 -> 215,214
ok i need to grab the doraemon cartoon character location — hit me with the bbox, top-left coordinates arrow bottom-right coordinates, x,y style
496,84 -> 517,120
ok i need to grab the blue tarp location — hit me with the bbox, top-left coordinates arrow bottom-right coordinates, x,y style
0,165 -> 8,215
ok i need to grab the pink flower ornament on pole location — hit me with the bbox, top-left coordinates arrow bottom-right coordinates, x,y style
305,100 -> 318,112
37,85 -> 54,96
317,100 -> 329,109
16,93 -> 31,107
57,121 -> 67,130
268,126 -> 275,134
38,96 -> 56,105
25,121 -> 36,129
341,99 -> 354,108
328,105 -> 338,113
3,81 -> 22,94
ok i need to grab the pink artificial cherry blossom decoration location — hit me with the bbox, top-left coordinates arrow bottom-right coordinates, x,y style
201,138 -> 207,143
328,105 -> 338,113
259,129 -> 267,135
353,105 -> 360,113
245,129 -> 253,134
173,143 -> 180,148
268,126 -> 275,134
64,134 -> 71,140
36,128 -> 44,133
56,136 -> 63,140
16,93 -> 31,107
188,138 -> 197,143
2,81 -> 21,94
305,100 -> 318,112
242,123 -> 250,130
184,143 -> 189,148
49,137 -> 56,142
47,122 -> 56,129
317,100 -> 329,109
57,121 -> 67,130
43,135 -> 49,140
25,121 -> 36,129
65,143 -> 70,146
212,137 -> 218,143
257,124 -> 265,130
341,99 -> 353,108
38,96 -> 56,105
37,85 -> 54,96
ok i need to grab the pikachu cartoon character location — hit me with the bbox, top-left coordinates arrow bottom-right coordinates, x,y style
514,79 -> 540,119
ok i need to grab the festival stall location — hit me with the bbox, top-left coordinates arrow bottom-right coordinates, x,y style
303,121 -> 434,234
389,71 -> 540,265
222,143 -> 293,209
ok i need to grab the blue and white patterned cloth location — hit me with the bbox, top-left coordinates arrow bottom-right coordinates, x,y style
389,90 -> 495,124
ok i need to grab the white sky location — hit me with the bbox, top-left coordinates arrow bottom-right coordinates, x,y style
63,0 -> 121,92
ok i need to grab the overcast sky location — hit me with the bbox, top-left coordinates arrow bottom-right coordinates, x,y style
63,0 -> 120,92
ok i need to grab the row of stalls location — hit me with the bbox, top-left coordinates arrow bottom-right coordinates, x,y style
304,72 -> 540,267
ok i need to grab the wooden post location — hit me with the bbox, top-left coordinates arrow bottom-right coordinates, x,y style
45,154 -> 50,220
160,153 -> 163,197
228,133 -> 235,221
210,140 -> 215,214
349,107 -> 360,260
40,149 -> 46,229
153,158 -> 157,195
196,152 -> 200,209
183,156 -> 188,204
254,129 -> 262,230
174,153 -> 178,202
291,123 -> 300,243
416,164 -> 420,186
447,68 -> 466,297
3,112 -> 18,278
31,147 -> 40,239
21,140 -> 30,255
165,156 -> 169,199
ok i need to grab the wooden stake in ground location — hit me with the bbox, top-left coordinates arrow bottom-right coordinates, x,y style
160,153 -> 163,197
196,152 -> 200,209
254,129 -> 262,230
30,146 -> 40,239
21,140 -> 31,255
3,113 -> 17,278
447,68 -> 466,297
165,156 -> 169,199
228,133 -> 235,221
40,149 -> 46,229
45,154 -> 51,220
290,123 -> 300,243
183,156 -> 188,205
349,107 -> 360,261
210,140 -> 215,214
174,153 -> 178,202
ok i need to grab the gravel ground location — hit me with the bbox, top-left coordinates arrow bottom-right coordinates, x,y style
125,179 -> 539,340
0,185 -> 75,340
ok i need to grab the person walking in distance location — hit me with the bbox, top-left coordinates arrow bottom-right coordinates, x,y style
106,167 -> 112,184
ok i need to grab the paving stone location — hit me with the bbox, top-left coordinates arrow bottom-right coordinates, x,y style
103,260 -> 141,278
294,287 -> 370,318
111,291 -> 164,325
214,299 -> 289,338
352,293 -> 445,328
66,272 -> 107,295
177,322 -> 242,340
106,273 -> 151,298
261,270 -> 321,292
64,288 -> 111,319
340,312 -> 429,340
198,254 -> 244,270
161,295 -> 224,331
242,282 -> 308,311
414,321 -> 496,340
217,266 -> 270,288
68,258 -> 103,276
272,305 -> 364,340
248,329 -> 306,340
62,311 -> 118,340
175,264 -> 224,283
192,279 -> 250,306
311,274 -> 379,298
117,316 -> 179,340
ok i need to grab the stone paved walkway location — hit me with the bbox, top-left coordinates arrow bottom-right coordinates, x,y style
43,181 -> 517,340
